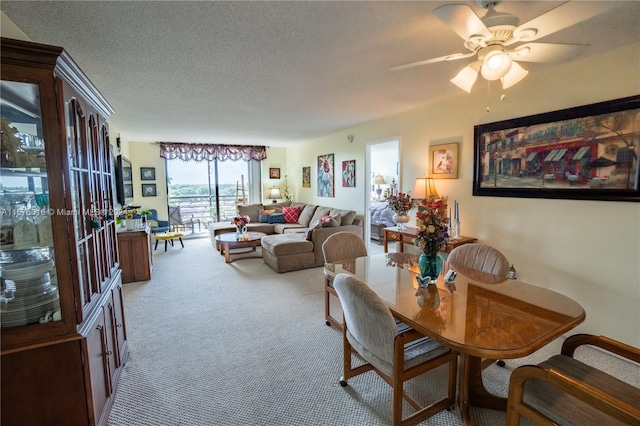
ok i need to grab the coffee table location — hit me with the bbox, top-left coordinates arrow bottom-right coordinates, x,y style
215,232 -> 266,263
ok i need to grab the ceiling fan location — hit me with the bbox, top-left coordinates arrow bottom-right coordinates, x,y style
391,1 -> 620,92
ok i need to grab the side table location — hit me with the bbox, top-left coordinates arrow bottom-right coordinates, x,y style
383,226 -> 477,253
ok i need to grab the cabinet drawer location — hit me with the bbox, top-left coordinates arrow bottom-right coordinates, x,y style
385,231 -> 401,241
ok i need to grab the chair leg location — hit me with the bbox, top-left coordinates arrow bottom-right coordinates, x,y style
164,241 -> 168,252
178,238 -> 184,248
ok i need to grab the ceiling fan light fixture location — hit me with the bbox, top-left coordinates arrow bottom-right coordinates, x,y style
450,66 -> 478,93
480,50 -> 512,80
501,61 -> 529,89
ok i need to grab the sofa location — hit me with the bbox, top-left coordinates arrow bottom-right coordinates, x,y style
370,201 -> 396,243
209,201 -> 363,273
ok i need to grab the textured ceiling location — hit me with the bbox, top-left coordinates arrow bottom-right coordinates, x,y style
2,1 -> 639,147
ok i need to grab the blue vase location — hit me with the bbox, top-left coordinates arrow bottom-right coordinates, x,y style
418,253 -> 442,285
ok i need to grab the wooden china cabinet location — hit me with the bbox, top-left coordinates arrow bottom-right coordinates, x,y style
1,38 -> 127,425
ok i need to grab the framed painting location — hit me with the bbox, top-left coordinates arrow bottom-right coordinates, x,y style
342,159 -> 356,187
142,183 -> 157,197
269,168 -> 280,179
317,153 -> 334,197
428,143 -> 458,179
140,167 -> 155,180
473,95 -> 640,202
302,166 -> 311,188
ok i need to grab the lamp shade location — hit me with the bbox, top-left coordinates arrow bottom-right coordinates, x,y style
373,175 -> 386,185
480,50 -> 512,81
501,61 -> 529,89
268,187 -> 282,199
412,178 -> 440,200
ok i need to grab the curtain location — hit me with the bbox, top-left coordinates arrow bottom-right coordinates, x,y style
160,142 -> 267,162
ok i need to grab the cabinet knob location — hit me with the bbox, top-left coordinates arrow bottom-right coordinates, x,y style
116,323 -> 122,328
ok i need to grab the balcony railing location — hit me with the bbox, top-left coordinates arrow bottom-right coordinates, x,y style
168,194 -> 240,228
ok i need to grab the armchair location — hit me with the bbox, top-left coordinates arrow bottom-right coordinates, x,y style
147,209 -> 170,234
506,334 -> 640,426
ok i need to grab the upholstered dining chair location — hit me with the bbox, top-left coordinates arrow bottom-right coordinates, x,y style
333,273 -> 458,426
447,243 -> 511,284
322,231 -> 368,331
447,242 -> 511,368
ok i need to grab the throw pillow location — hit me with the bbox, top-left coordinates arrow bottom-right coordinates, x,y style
282,206 -> 301,224
304,219 -> 323,240
297,204 -> 318,227
268,213 -> 285,224
330,208 -> 356,226
321,214 -> 341,227
237,204 -> 263,223
147,219 -> 159,228
259,209 -> 275,223
310,207 -> 332,225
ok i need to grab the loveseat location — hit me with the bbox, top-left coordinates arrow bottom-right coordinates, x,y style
209,201 -> 363,273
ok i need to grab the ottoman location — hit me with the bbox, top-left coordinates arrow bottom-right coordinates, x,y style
153,231 -> 185,251
261,233 -> 315,273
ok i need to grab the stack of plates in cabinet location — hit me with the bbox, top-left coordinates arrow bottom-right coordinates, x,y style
0,259 -> 59,328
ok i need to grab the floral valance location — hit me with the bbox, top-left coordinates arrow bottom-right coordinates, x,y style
159,142 -> 267,162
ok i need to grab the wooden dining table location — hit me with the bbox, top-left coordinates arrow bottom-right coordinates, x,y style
323,252 -> 586,425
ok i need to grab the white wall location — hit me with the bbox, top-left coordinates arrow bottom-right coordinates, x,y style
286,42 -> 640,346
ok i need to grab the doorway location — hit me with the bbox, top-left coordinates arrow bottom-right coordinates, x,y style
367,139 -> 400,251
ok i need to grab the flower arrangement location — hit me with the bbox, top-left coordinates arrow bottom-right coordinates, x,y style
385,192 -> 415,214
118,207 -> 142,220
413,196 -> 450,257
232,215 -> 250,228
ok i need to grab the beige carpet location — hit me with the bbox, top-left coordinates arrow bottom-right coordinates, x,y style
108,237 -> 637,426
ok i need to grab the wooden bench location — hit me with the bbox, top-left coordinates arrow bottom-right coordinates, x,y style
506,334 -> 640,426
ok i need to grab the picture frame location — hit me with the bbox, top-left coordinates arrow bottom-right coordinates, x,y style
302,166 -> 311,188
473,95 -> 640,202
142,183 -> 157,197
428,142 -> 458,179
317,153 -> 335,197
269,168 -> 280,179
342,160 -> 356,187
140,167 -> 155,181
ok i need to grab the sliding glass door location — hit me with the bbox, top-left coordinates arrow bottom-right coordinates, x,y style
166,158 -> 260,225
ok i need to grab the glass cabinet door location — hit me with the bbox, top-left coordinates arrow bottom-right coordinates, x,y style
1,80 -> 61,329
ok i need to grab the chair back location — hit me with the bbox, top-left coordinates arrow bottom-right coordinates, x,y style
169,206 -> 183,226
322,232 -> 367,263
333,273 -> 398,364
448,243 -> 510,279
149,209 -> 160,221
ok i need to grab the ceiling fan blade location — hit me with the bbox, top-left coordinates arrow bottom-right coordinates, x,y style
389,51 -> 476,71
450,64 -> 479,93
433,4 -> 492,43
508,43 -> 588,63
507,1 -> 622,44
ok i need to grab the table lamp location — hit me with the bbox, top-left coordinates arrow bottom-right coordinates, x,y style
268,187 -> 282,203
412,177 -> 440,200
373,175 -> 386,199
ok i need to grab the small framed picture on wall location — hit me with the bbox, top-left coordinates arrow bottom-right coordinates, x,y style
142,183 -> 157,197
428,142 -> 458,179
140,167 -> 155,180
269,168 -> 281,179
